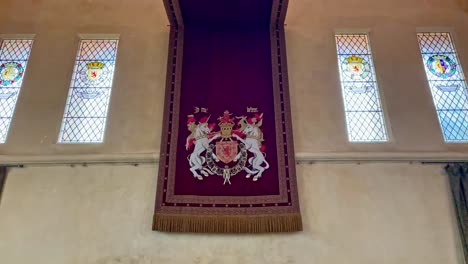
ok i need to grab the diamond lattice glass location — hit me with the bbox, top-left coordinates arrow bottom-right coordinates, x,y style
417,32 -> 468,142
58,39 -> 119,143
0,39 -> 34,143
335,34 -> 388,142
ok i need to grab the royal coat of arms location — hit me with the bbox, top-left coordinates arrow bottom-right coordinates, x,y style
85,61 -> 105,81
77,61 -> 105,99
342,55 -> 373,93
185,109 -> 269,185
343,55 -> 370,79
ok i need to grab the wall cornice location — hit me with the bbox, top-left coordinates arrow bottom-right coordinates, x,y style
0,152 -> 466,166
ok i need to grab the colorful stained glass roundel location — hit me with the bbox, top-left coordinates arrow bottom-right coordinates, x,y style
0,39 -> 34,143
417,32 -> 468,142
427,55 -> 457,79
0,62 -> 24,86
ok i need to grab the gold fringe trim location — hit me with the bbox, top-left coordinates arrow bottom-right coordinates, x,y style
153,213 -> 303,233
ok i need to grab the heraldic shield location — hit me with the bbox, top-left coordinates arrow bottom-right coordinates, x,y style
216,141 -> 238,164
86,61 -> 104,81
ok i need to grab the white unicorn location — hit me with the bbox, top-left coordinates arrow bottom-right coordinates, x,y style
233,115 -> 269,181
186,116 -> 220,180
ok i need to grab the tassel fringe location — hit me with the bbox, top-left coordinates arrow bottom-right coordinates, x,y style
153,213 -> 303,233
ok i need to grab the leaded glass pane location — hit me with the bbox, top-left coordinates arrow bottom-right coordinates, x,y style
58,39 -> 119,143
335,34 -> 388,142
0,39 -> 33,143
417,32 -> 468,142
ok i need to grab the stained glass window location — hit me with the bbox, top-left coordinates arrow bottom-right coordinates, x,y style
417,32 -> 468,142
58,39 -> 119,143
0,39 -> 34,143
335,34 -> 388,142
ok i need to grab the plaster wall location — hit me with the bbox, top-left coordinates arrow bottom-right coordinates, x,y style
0,0 -> 169,158
285,0 -> 468,157
0,163 -> 461,264
0,0 -> 466,160
0,1 -> 467,264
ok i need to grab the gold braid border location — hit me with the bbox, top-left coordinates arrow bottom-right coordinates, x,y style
153,213 -> 302,233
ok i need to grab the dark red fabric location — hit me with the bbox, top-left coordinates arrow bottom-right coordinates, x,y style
173,0 -> 279,196
0,167 -> 6,201
179,0 -> 272,28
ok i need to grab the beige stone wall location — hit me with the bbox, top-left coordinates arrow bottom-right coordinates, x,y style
286,0 -> 468,158
0,163 -> 461,264
459,0 -> 468,11
0,0 -> 169,158
0,0 -> 466,160
0,0 -> 467,263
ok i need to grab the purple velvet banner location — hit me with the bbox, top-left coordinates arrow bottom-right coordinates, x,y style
153,0 -> 301,233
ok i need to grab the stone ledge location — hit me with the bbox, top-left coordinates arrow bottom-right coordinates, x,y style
0,152 -> 467,166
0,153 -> 158,165
295,152 -> 468,162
